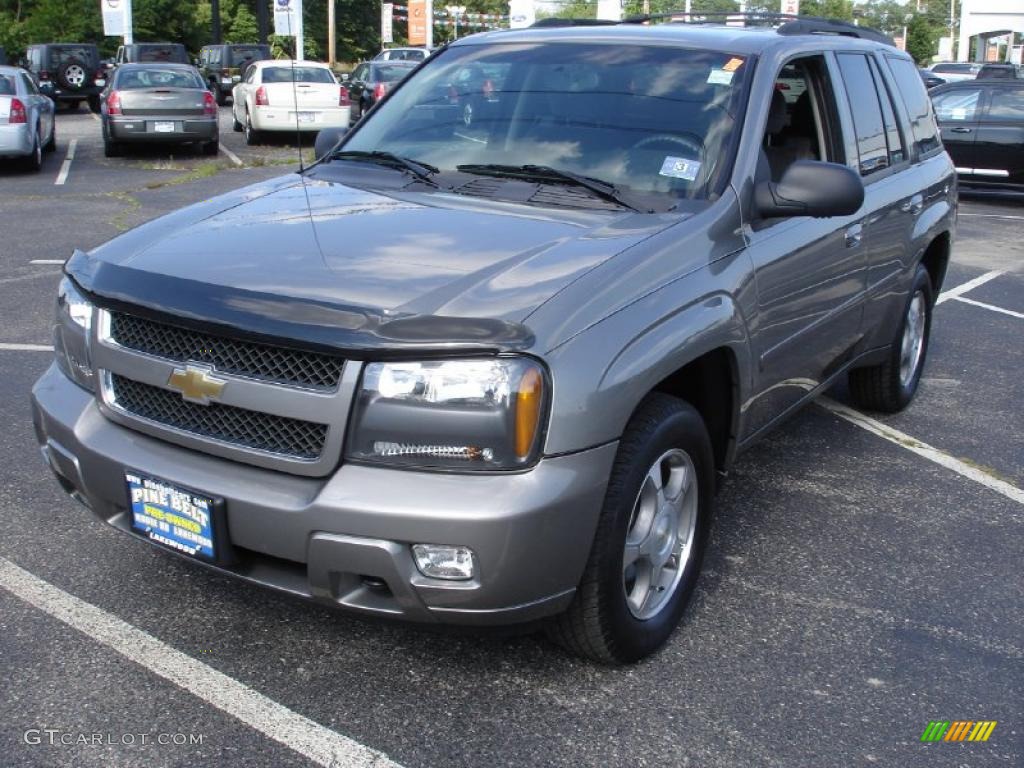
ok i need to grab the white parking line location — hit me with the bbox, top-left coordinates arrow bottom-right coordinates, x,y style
29,259 -> 66,265
219,144 -> 243,167
954,296 -> 1024,320
90,111 -> 100,122
959,213 -> 1024,221
818,397 -> 1024,507
0,556 -> 403,768
0,343 -> 52,351
54,139 -> 78,186
936,270 -> 1004,305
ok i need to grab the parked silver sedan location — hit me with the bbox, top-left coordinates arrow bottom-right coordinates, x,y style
0,65 -> 56,172
100,63 -> 219,157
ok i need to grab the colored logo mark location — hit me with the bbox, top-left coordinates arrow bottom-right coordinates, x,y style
921,721 -> 997,742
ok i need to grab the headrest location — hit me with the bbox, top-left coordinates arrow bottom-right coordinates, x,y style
766,89 -> 788,135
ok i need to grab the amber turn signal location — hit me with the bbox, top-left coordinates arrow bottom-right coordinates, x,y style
514,367 -> 543,460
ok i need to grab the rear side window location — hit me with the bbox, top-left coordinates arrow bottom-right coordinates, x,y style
986,88 -> 1024,121
932,88 -> 983,121
230,46 -> 269,66
0,75 -> 15,95
884,56 -> 941,157
836,53 -> 888,175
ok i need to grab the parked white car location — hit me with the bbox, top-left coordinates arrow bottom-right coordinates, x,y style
0,65 -> 56,171
372,47 -> 431,62
231,60 -> 351,145
928,62 -> 983,83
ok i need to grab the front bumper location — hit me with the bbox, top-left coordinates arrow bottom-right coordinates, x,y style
0,123 -> 32,157
31,363 -> 615,625
108,117 -> 218,144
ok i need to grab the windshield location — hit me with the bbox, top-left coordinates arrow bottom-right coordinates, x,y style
262,66 -> 336,84
117,68 -> 203,89
137,45 -> 186,63
343,43 -> 750,201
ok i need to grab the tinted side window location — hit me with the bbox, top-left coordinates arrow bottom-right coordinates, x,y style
932,88 -> 983,121
986,88 -> 1024,121
836,53 -> 888,175
885,56 -> 941,157
868,56 -> 905,166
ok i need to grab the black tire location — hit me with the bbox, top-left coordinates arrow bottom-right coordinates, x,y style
547,393 -> 715,664
87,95 -> 101,114
202,138 -> 219,156
848,264 -> 933,413
231,108 -> 243,132
244,111 -> 260,146
214,83 -> 227,107
44,120 -> 56,152
103,138 -> 121,158
22,128 -> 43,172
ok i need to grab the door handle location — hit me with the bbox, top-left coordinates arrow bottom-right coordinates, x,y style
900,194 -> 924,215
949,127 -> 973,134
845,223 -> 863,248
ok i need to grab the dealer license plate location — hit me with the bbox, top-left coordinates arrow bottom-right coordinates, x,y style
126,472 -> 216,560
152,121 -> 176,133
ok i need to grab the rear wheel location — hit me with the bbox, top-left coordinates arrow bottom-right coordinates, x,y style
103,137 -> 121,158
547,394 -> 714,664
87,95 -> 101,114
202,138 -> 219,156
848,264 -> 933,413
214,83 -> 227,107
44,120 -> 56,152
22,127 -> 43,172
244,111 -> 260,146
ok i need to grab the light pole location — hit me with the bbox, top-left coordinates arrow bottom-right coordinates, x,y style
446,5 -> 466,40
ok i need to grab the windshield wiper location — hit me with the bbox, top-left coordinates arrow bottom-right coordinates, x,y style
330,150 -> 439,186
456,163 -> 642,212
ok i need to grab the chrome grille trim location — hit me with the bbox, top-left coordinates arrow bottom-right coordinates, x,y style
107,311 -> 343,390
93,309 -> 359,477
107,373 -> 328,460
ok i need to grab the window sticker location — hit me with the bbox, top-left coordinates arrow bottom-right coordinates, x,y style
722,57 -> 744,72
659,156 -> 701,181
707,69 -> 734,86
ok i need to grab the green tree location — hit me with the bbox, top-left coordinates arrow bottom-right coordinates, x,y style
905,12 -> 936,63
229,4 -> 259,42
799,0 -> 854,22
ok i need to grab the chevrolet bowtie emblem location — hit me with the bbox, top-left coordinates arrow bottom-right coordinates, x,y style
167,365 -> 226,405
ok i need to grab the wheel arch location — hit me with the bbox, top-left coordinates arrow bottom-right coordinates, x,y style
918,231 -> 951,297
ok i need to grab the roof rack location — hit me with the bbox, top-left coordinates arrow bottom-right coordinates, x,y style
531,18 -> 620,28
532,12 -> 895,48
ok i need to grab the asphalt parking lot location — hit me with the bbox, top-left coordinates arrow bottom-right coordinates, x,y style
1,106 -> 1021,768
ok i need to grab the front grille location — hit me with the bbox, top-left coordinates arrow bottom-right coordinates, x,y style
110,374 -> 328,460
109,312 -> 343,390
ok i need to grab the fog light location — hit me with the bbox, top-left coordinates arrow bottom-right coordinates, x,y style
412,544 -> 475,581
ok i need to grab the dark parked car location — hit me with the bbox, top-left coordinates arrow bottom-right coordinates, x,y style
345,60 -> 416,120
34,18 -> 955,664
976,63 -> 1021,81
100,63 -> 218,157
931,80 -> 1024,189
24,43 -> 106,111
197,43 -> 271,105
115,43 -> 189,66
919,68 -> 945,89
0,47 -> 7,66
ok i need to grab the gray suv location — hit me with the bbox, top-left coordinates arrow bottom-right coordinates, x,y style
32,17 -> 955,663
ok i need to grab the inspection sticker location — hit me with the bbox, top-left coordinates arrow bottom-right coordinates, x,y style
659,156 -> 701,181
707,69 -> 734,85
723,57 -> 745,72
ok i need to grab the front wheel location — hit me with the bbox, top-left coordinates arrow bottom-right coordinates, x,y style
848,264 -> 933,413
548,394 -> 714,664
244,111 -> 260,146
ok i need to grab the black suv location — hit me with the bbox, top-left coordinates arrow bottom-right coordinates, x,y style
24,43 -> 105,111
931,79 -> 1024,189
115,43 -> 189,66
197,43 -> 271,105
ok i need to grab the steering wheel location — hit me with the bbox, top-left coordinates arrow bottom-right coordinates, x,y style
628,133 -> 710,189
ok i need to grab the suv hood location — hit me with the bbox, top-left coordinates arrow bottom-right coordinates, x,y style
70,175 -> 684,354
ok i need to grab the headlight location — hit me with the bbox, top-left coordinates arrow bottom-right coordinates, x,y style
346,358 -> 548,471
54,276 -> 94,390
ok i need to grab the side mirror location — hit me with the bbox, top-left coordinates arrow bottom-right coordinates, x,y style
756,160 -> 864,219
314,126 -> 348,161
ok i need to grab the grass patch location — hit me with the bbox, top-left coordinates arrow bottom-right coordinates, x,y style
145,160 -> 226,190
106,191 -> 142,232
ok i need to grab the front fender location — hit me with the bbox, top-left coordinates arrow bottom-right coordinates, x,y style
541,255 -> 753,457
